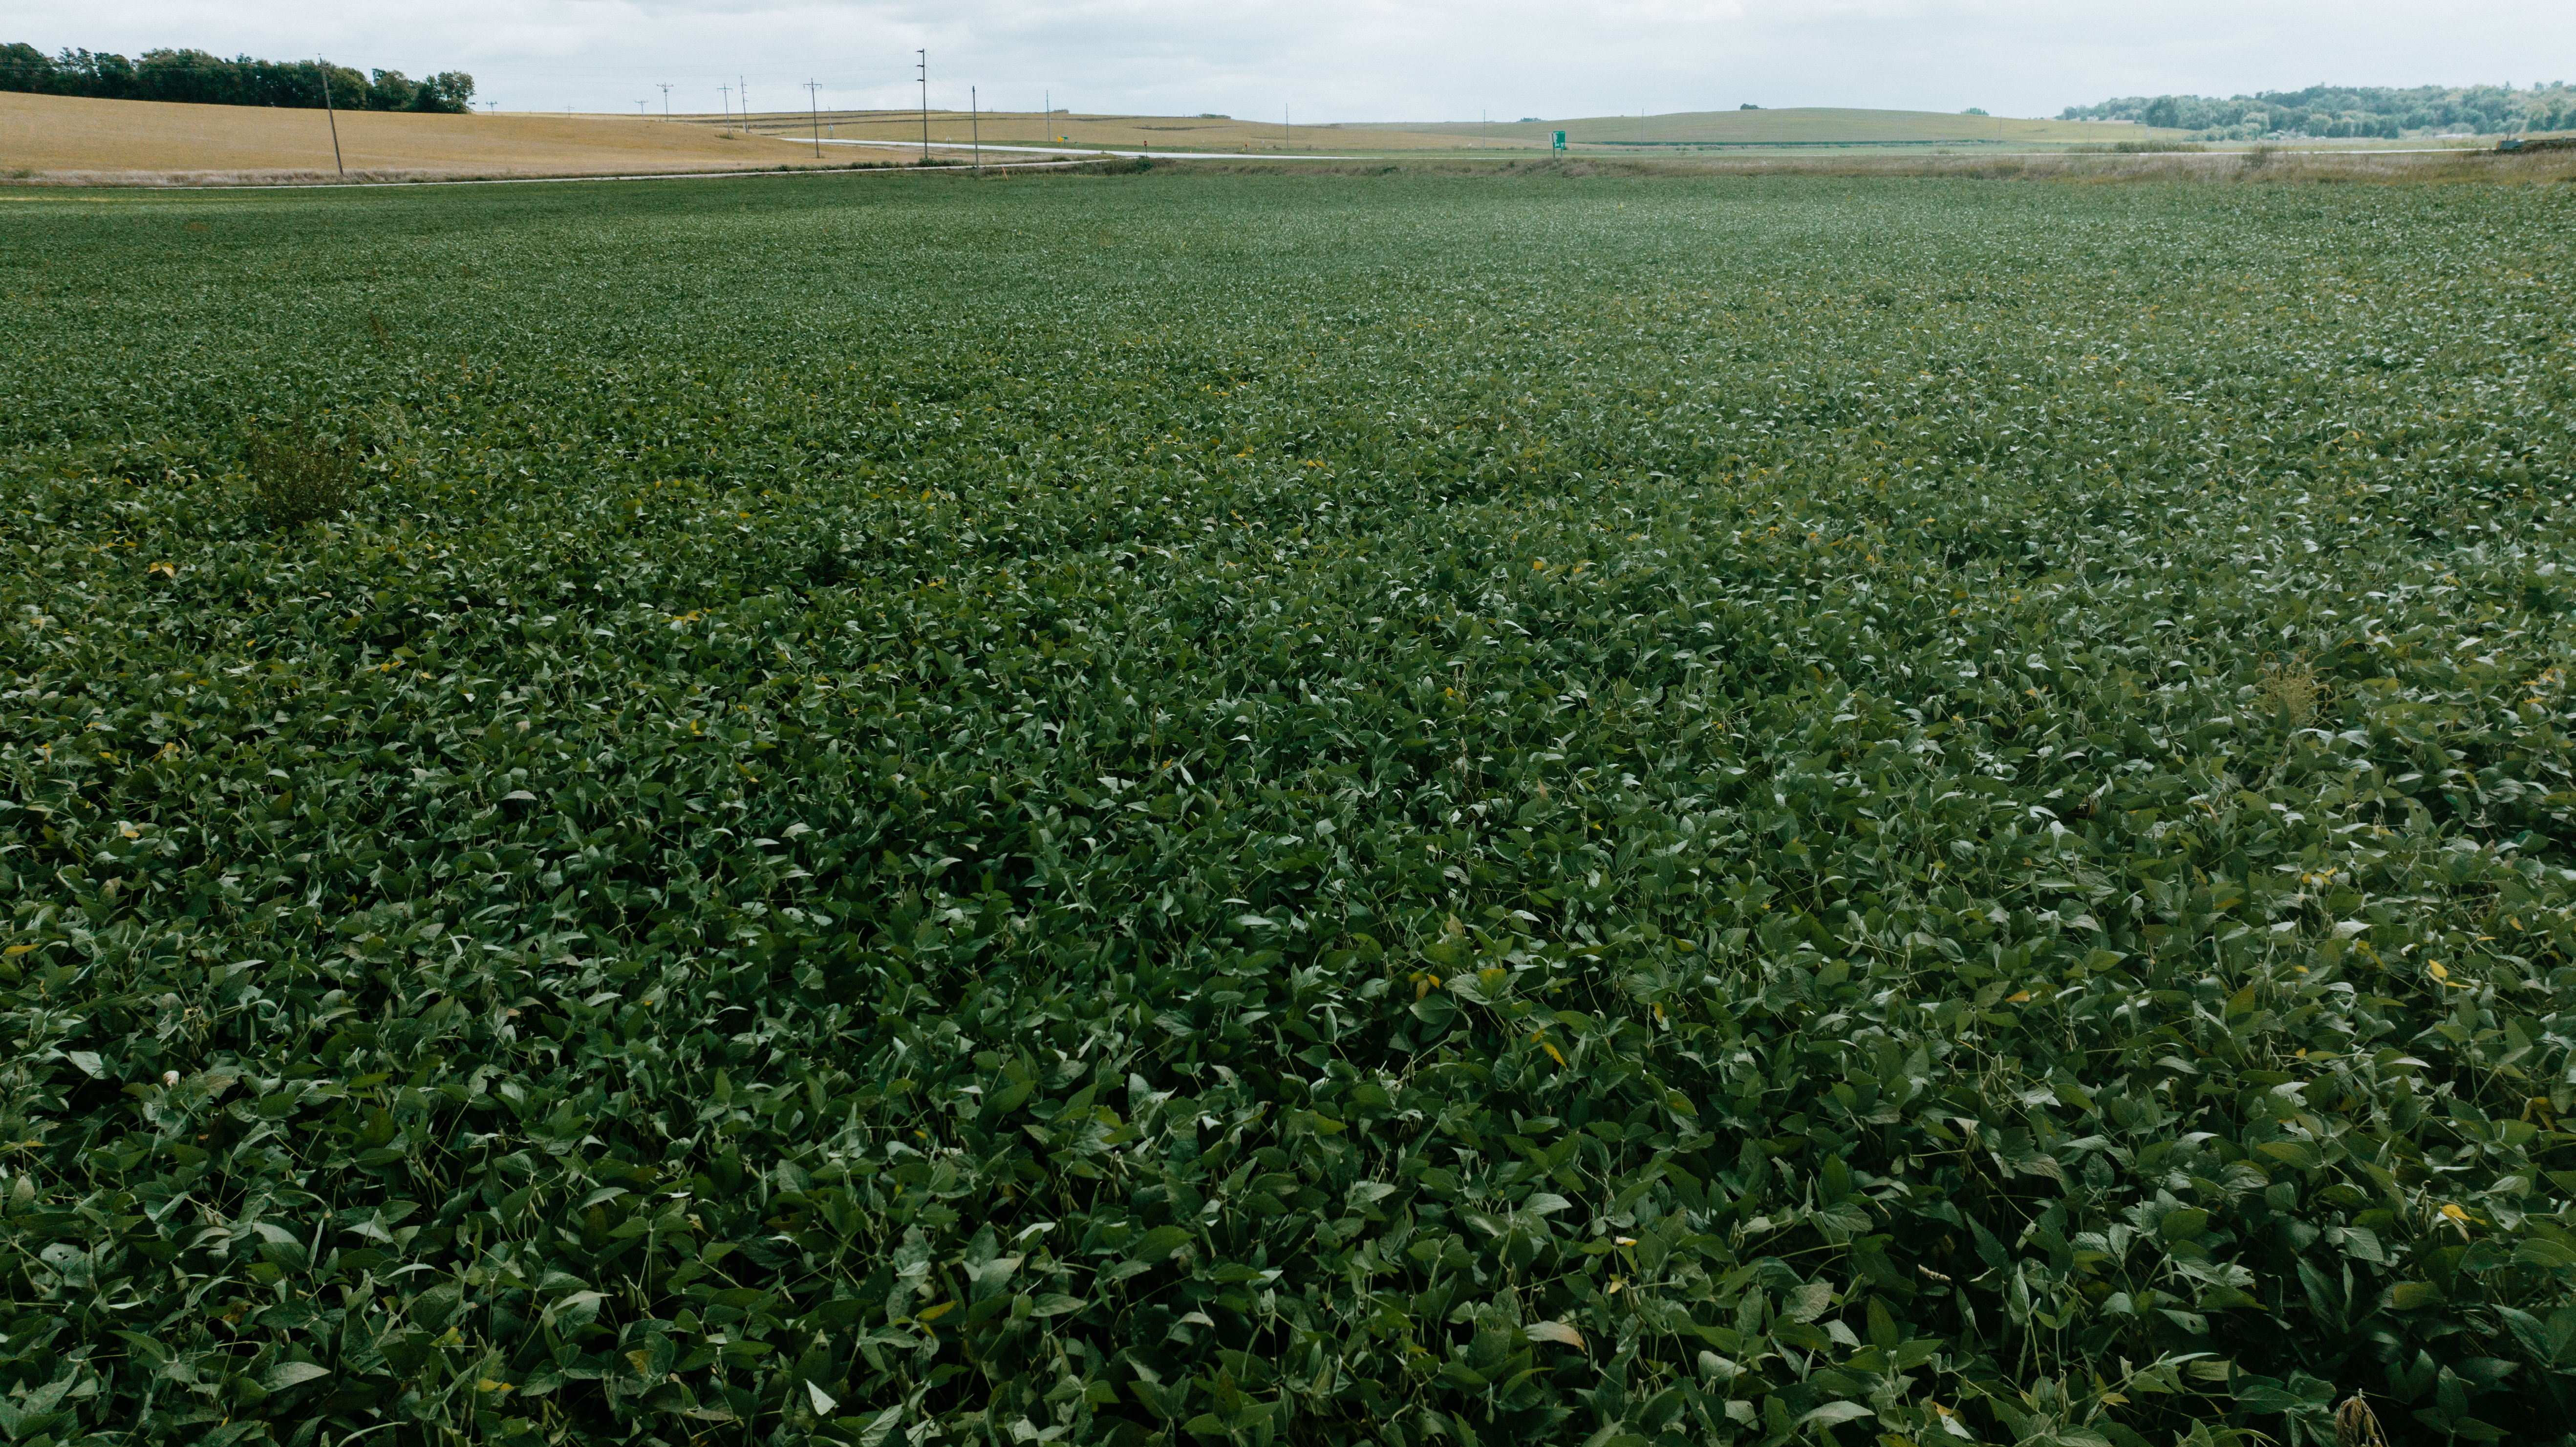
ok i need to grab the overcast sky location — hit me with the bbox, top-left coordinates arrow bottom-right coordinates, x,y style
8,0 -> 2573,121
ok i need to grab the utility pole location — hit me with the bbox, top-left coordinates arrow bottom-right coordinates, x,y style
805,79 -> 821,157
636,101 -> 647,116
318,58 -> 344,176
1284,103 -> 1289,149
740,75 -> 750,126
720,83 -> 731,126
972,85 -> 981,171
917,50 -> 930,161
1045,89 -> 1051,143
657,82 -> 673,117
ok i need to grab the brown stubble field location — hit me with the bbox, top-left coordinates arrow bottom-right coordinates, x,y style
7,89 -> 2572,187
0,91 -> 863,183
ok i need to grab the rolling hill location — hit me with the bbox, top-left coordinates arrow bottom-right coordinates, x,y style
1386,106 -> 2179,148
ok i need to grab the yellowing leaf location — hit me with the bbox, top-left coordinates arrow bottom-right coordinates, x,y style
2389,1280 -> 2444,1310
1524,1320 -> 1585,1349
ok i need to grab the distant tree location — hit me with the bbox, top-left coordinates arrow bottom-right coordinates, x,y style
1739,103 -> 1760,110
50,49 -> 140,100
0,42 -> 472,112
367,69 -> 418,110
418,72 -> 474,113
1962,107 -> 1987,116
2061,81 -> 2565,138
0,41 -> 49,89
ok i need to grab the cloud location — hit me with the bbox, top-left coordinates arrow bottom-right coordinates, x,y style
6,0 -> 2571,120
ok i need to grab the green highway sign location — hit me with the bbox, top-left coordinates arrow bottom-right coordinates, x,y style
1552,129 -> 1567,150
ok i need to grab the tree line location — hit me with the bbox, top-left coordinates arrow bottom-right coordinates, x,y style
2061,82 -> 2573,140
0,44 -> 473,114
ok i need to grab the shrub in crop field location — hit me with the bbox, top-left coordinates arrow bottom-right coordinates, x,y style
1,170 -> 2574,1446
245,432 -> 359,529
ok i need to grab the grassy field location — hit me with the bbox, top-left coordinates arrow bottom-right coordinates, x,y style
4,169 -> 2576,1447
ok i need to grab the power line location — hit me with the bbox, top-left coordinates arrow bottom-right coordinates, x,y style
916,50 -> 929,161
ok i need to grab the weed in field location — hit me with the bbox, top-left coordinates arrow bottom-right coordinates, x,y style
2256,654 -> 2328,727
244,432 -> 357,527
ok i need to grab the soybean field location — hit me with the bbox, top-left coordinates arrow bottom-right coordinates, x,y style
3,169 -> 2575,1447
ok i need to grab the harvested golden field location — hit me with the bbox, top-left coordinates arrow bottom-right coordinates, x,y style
708,105 -> 2168,156
713,108 -> 1467,155
5,90 -> 2548,186
0,91 -> 853,182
